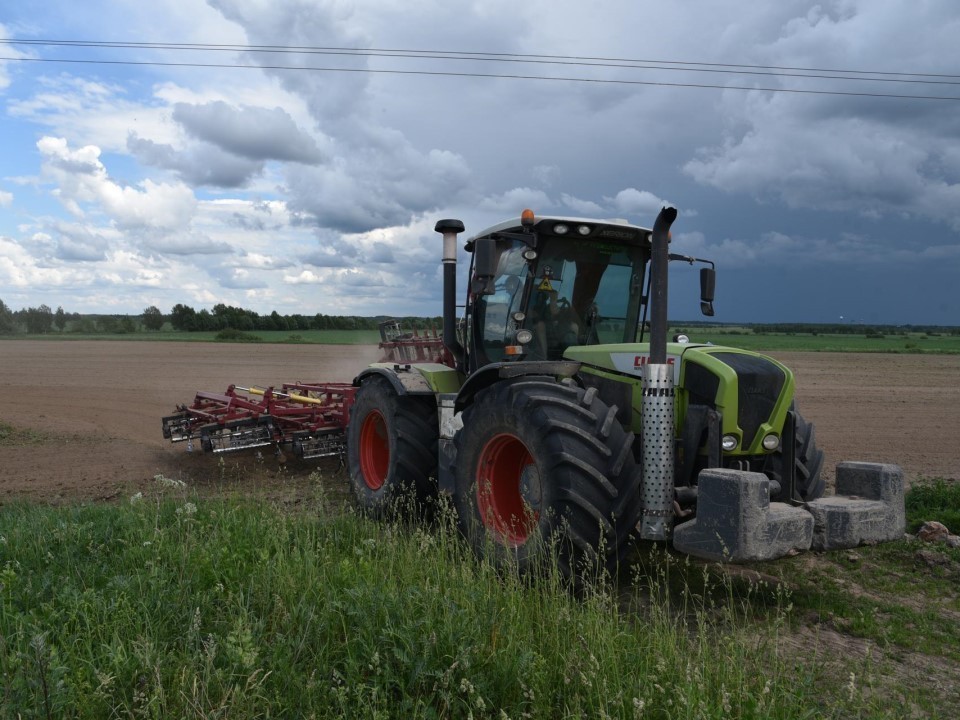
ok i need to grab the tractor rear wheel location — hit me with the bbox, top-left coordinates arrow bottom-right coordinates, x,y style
770,405 -> 825,501
346,376 -> 438,516
452,379 -> 641,581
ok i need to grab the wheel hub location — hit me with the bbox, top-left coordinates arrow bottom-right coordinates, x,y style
518,464 -> 542,512
476,433 -> 540,546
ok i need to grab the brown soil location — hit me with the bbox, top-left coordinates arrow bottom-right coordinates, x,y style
0,341 -> 957,503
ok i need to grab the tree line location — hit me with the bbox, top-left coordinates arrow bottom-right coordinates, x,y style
0,298 -> 442,335
3,298 -> 955,337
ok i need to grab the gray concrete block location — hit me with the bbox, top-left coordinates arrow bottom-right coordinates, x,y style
673,469 -> 813,562
807,462 -> 905,551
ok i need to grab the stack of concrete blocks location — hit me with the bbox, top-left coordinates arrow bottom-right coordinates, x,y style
672,462 -> 905,562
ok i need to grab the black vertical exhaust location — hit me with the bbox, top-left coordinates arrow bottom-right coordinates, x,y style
434,219 -> 466,369
649,206 -> 678,364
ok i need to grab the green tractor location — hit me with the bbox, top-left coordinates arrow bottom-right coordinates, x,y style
346,207 -> 899,578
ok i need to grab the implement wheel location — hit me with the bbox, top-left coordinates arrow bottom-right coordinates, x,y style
346,376 -> 438,516
452,379 -> 641,581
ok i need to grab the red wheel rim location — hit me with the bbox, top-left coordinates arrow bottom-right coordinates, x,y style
476,433 -> 539,546
359,410 -> 389,490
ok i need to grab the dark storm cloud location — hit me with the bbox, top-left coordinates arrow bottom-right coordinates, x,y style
128,135 -> 265,188
171,101 -> 325,164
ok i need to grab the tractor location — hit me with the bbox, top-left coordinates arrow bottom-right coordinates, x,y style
164,207 -> 905,577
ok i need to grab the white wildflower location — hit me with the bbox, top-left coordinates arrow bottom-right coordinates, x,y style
129,492 -> 143,504
154,474 -> 186,488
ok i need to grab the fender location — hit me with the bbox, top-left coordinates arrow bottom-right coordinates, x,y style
354,362 -> 463,396
454,360 -> 581,413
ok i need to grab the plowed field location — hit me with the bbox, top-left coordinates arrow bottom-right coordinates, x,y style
1,341 -> 957,503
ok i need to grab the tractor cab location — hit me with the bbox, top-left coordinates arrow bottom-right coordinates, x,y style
464,212 -> 653,372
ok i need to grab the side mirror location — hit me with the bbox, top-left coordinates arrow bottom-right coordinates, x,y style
700,267 -> 716,317
471,237 -> 498,295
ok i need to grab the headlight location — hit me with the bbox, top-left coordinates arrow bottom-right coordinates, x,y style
721,434 -> 739,452
762,434 -> 780,451
553,223 -> 569,235
515,329 -> 533,344
577,225 -> 591,236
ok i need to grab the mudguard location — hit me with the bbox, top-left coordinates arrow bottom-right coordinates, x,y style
353,362 -> 463,396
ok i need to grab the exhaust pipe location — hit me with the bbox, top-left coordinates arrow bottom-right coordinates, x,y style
648,206 -> 677,364
640,206 -> 678,541
434,219 -> 466,369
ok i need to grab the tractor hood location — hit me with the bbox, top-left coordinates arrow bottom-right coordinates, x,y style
564,342 -> 710,382
564,342 -> 796,455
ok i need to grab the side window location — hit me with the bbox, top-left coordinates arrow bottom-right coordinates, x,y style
477,242 -> 529,362
592,263 -> 633,343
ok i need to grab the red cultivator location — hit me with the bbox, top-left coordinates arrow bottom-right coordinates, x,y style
162,321 -> 448,460
161,382 -> 358,459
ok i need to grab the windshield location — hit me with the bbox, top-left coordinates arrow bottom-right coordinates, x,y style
473,236 -> 648,363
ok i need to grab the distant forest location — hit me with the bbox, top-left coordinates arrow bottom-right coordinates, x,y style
0,299 -> 443,336
0,298 -> 956,336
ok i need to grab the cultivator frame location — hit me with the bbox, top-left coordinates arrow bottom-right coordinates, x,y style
162,323 -> 447,460
377,320 -> 452,365
161,382 -> 357,460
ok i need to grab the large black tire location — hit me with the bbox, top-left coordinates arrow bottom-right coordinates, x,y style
769,405 -> 825,502
346,376 -> 438,516
451,379 -> 641,581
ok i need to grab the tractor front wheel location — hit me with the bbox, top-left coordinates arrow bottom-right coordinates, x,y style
769,404 -> 825,502
346,376 -> 438,516
452,379 -> 641,581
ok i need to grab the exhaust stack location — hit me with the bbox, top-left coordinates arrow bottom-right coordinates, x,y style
434,219 -> 466,369
640,206 -> 678,541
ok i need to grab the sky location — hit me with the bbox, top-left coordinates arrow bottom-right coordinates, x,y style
1,0 -> 959,325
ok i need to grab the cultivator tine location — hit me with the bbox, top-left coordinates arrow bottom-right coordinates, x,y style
201,419 -> 275,454
161,411 -> 194,442
291,429 -> 346,460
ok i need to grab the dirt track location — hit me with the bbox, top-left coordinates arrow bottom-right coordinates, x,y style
1,341 -> 957,503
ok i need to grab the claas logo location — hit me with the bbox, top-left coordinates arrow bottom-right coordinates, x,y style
634,356 -> 676,368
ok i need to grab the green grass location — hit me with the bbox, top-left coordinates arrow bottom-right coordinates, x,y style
771,540 -> 960,659
905,477 -> 960,533
1,483 -> 933,719
674,329 -> 960,353
0,421 -> 50,447
750,478 -> 960,690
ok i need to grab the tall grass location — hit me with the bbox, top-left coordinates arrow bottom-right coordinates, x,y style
905,477 -> 960,533
0,484 -> 919,718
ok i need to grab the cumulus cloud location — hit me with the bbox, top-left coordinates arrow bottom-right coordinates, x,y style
479,187 -> 552,215
0,190 -> 12,207
209,266 -> 269,289
606,189 -> 674,216
560,194 -> 604,216
38,136 -> 197,231
141,233 -> 234,256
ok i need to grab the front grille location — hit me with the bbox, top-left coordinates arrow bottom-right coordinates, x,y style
711,352 -> 785,447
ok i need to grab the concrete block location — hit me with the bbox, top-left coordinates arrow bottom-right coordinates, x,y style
673,469 -> 813,562
807,462 -> 905,551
